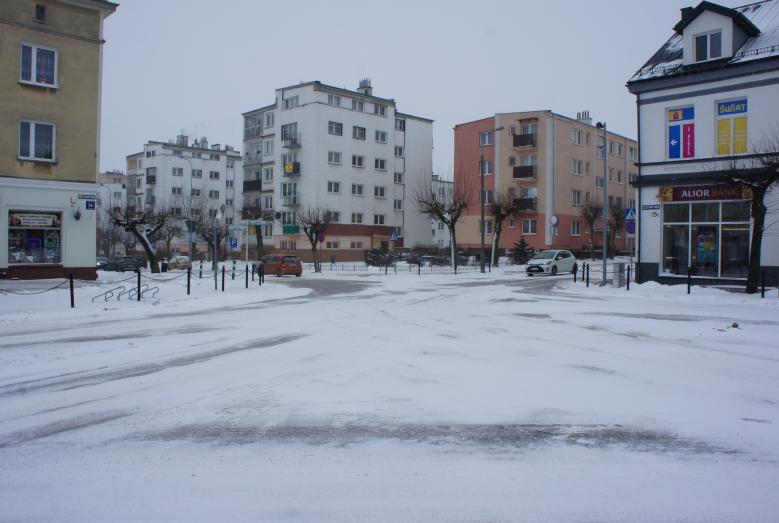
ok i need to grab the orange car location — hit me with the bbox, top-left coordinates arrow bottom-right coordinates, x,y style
258,254 -> 303,277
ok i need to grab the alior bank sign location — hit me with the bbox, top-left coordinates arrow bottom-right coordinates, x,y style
658,184 -> 751,202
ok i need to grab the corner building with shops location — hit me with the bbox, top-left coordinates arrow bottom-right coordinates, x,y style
628,0 -> 779,284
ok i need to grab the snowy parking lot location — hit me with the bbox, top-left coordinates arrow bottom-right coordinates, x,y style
1,268 -> 778,521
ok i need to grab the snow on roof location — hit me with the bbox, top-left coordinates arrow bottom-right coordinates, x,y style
629,0 -> 779,83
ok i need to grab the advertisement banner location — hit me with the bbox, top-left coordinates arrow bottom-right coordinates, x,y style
683,123 -> 695,158
717,119 -> 731,155
658,185 -> 750,202
9,212 -> 61,228
734,117 -> 748,154
717,99 -> 747,116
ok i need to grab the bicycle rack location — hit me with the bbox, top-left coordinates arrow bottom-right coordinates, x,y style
141,286 -> 159,299
91,285 -> 126,303
118,283 -> 149,301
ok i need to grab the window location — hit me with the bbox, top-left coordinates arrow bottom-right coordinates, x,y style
596,137 -> 605,159
281,122 -> 298,142
571,221 -> 581,236
374,214 -> 385,225
209,190 -> 219,199
263,194 -> 273,209
375,158 -> 387,170
522,219 -> 537,235
327,94 -> 341,106
265,112 -> 274,128
508,155 -> 516,166
281,211 -> 296,225
480,159 -> 493,175
8,211 -> 61,264
571,128 -> 582,145
618,144 -> 624,157
508,217 -> 516,229
326,211 -> 341,223
617,170 -> 623,184
394,146 -> 404,157
227,160 -> 234,169
352,155 -> 364,168
263,167 -> 273,182
572,190 -> 582,207
352,99 -> 364,112
226,198 -> 233,206
172,167 -> 183,176
353,126 -> 366,140
280,240 -> 296,250
35,4 -> 46,22
596,177 -> 605,188
351,212 -> 363,224
226,179 -> 234,188
375,130 -> 387,143
328,151 -> 342,165
394,199 -> 402,210
629,172 -> 638,184
351,184 -> 364,196
374,186 -> 386,198
480,220 -> 493,234
191,188 -> 201,197
479,132 -> 493,146
374,104 -> 387,116
20,43 -> 57,87
209,171 -> 220,180
327,181 -> 341,194
283,95 -> 299,109
521,121 -> 537,135
18,120 -> 55,161
263,139 -> 273,155
571,159 -> 583,176
208,209 -> 217,219
209,152 -> 220,160
608,168 -> 614,182
394,172 -> 403,184
350,241 -> 363,249
395,118 -> 405,131
172,187 -> 182,195
328,121 -> 343,136
695,31 -> 722,62
262,223 -> 273,237
520,155 -> 537,167
145,150 -> 156,158
326,241 -> 339,249
520,187 -> 537,198
717,98 -> 748,156
629,146 -> 637,161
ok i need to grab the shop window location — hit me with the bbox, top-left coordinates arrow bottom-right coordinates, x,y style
8,211 -> 61,264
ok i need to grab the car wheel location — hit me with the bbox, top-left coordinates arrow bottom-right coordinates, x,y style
528,273 -> 534,277
571,262 -> 578,274
551,265 -> 558,275
275,268 -> 282,277
295,273 -> 301,278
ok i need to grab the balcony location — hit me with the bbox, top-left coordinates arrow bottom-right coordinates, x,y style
241,206 -> 265,220
146,175 -> 156,184
281,194 -> 300,206
282,132 -> 301,148
243,179 -> 263,192
512,133 -> 536,148
283,161 -> 301,176
243,156 -> 265,168
513,197 -> 537,212
513,166 -> 536,179
282,225 -> 300,234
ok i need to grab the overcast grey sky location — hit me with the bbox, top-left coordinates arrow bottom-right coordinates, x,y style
98,0 -> 737,174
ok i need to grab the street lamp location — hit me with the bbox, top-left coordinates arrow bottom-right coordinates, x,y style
213,204 -> 224,290
479,126 -> 504,273
596,122 -> 608,286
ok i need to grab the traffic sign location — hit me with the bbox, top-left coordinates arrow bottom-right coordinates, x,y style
317,233 -> 325,243
625,208 -> 637,220
626,220 -> 636,234
229,237 -> 238,250
390,231 -> 398,241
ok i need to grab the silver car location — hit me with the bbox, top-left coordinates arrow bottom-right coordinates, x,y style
526,249 -> 578,276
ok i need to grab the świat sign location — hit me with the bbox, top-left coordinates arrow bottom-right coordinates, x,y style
657,185 -> 752,202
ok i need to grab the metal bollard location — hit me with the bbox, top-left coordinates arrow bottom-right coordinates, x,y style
687,267 -> 692,295
245,264 -> 249,289
626,265 -> 631,291
199,261 -> 202,279
586,264 -> 590,287
137,268 -> 141,301
761,270 -> 765,298
251,263 -> 255,282
582,262 -> 586,283
574,267 -> 577,283
69,273 -> 75,308
221,265 -> 225,292
232,260 -> 236,280
187,266 -> 191,295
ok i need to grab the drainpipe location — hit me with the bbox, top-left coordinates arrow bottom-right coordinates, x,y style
635,94 -> 642,283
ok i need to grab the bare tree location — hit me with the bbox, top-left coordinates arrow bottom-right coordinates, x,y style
415,172 -> 475,272
108,202 -> 171,273
708,131 -> 779,293
609,204 -> 626,256
97,219 -> 120,258
119,229 -> 137,255
488,191 -> 525,266
242,203 -> 275,259
581,202 -> 603,259
192,199 -> 229,271
298,206 -> 333,273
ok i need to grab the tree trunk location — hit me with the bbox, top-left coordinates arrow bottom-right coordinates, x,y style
254,226 -> 265,259
311,240 -> 320,273
491,221 -> 502,267
449,224 -> 457,274
746,189 -> 766,294
134,230 -> 160,273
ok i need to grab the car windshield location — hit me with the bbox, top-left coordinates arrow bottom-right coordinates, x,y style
534,251 -> 556,259
283,257 -> 299,263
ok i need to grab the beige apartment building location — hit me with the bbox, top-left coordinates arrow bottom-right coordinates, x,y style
454,111 -> 637,255
0,0 -> 116,279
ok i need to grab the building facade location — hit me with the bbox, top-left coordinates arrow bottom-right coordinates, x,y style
431,175 -> 453,249
96,170 -> 126,256
0,0 -> 116,279
628,0 -> 779,284
454,111 -> 637,254
125,135 -> 243,257
241,80 -> 433,261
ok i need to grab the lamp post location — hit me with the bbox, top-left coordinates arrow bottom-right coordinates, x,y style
213,204 -> 224,290
479,126 -> 504,273
596,122 -> 608,285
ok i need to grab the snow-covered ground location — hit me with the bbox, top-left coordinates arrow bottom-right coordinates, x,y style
1,267 -> 778,522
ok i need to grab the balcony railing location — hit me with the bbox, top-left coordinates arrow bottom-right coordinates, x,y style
283,161 -> 301,176
241,206 -> 267,220
513,197 -> 537,212
281,194 -> 300,206
282,225 -> 300,234
282,132 -> 301,148
512,133 -> 536,148
243,179 -> 263,191
146,175 -> 156,184
513,166 -> 536,179
243,156 -> 266,168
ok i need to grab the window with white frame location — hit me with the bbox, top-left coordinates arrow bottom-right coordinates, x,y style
326,241 -> 339,249
20,43 -> 57,87
18,120 -> 55,161
352,99 -> 364,112
375,130 -> 387,143
481,159 -> 493,175
521,121 -> 537,135
209,171 -> 220,180
262,223 -> 273,237
571,221 -> 581,236
394,172 -> 403,184
479,132 -> 493,146
394,146 -> 404,157
375,158 -> 387,170
172,167 -> 183,176
353,126 -> 366,140
327,94 -> 341,106
596,176 -> 605,188
209,152 -> 220,160
263,167 -> 273,182
395,118 -> 405,131
326,211 -> 340,223
520,186 -> 537,198
608,168 -> 614,182
520,155 -> 537,167
191,188 -> 201,196
171,187 -> 182,195
394,199 -> 402,210
481,190 -> 494,204
226,179 -> 234,188
226,198 -> 233,206
617,170 -> 623,184
327,181 -> 341,193
571,190 -> 582,207
263,139 -> 273,155
351,184 -> 364,196
629,146 -> 637,161
262,194 -> 273,209
350,240 -> 363,249
328,121 -> 342,136
351,212 -> 363,224
618,143 -> 624,157
571,128 -> 582,145
508,217 -> 516,229
522,219 -> 537,235
695,30 -> 722,62
374,214 -> 385,225
265,112 -> 274,128
283,95 -> 299,109
328,151 -> 342,165
209,190 -> 219,199
374,104 -> 387,116
352,155 -> 365,168
374,186 -> 386,198
571,159 -> 583,176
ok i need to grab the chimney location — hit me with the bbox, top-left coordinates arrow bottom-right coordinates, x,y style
175,134 -> 188,147
576,110 -> 593,126
357,78 -> 372,96
200,137 -> 208,149
681,6 -> 693,22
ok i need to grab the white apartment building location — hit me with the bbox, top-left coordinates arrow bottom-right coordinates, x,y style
241,79 -> 433,260
126,135 -> 243,256
96,170 -> 126,224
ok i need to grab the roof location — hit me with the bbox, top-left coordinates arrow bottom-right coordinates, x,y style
628,0 -> 779,84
